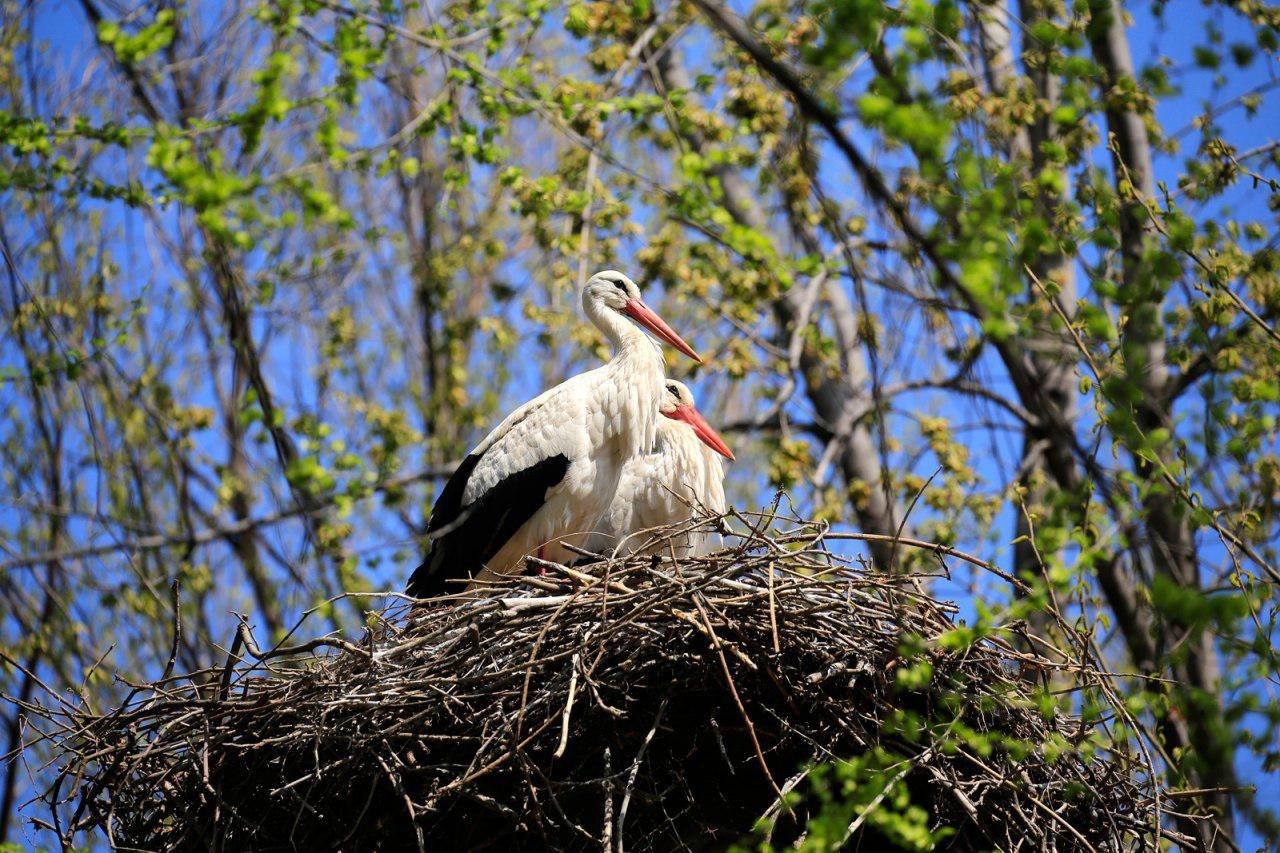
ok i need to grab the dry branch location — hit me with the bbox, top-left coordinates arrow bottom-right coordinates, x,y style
24,514 -> 1179,851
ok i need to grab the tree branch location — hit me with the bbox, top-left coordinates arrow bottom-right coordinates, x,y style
0,465 -> 458,574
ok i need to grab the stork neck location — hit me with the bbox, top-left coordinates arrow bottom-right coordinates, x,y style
585,296 -> 651,359
658,422 -> 726,511
582,294 -> 666,454
659,421 -> 701,469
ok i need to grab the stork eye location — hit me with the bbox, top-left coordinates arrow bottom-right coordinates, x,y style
666,384 -> 679,395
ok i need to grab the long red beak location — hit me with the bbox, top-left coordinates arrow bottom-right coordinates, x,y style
623,300 -> 702,364
666,404 -> 735,460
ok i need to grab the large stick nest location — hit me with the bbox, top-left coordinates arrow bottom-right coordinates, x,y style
32,514 -> 1165,850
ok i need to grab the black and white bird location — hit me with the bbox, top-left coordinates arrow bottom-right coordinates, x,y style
406,271 -> 702,597
586,380 -> 732,559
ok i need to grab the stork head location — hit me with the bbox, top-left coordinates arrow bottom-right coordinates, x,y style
660,380 -> 734,460
584,270 -> 702,363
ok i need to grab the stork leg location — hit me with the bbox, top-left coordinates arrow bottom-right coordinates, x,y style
537,544 -> 548,576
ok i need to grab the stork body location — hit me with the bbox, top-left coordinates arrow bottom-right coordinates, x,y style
406,272 -> 700,597
588,381 -> 732,559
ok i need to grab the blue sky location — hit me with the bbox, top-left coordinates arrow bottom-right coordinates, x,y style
4,0 -> 1279,847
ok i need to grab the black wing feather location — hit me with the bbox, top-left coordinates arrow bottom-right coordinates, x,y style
406,452 -> 570,598
426,453 -> 483,536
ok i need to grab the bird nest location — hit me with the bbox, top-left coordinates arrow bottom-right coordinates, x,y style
29,513 -> 1170,851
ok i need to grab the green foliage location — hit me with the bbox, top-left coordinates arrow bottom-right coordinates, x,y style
800,752 -> 945,850
96,9 -> 176,65
744,750 -> 949,852
2,0 -> 1279,844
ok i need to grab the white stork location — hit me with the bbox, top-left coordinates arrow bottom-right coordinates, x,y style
406,271 -> 701,597
587,380 -> 733,559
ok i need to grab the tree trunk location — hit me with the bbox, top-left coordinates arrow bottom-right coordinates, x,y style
655,48 -> 906,568
1089,0 -> 1237,844
975,0 -> 1079,645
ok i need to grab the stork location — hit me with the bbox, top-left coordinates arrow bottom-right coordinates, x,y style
587,380 -> 733,560
406,271 -> 701,597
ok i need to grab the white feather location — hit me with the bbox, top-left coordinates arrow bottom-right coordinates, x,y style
459,274 -> 668,585
588,414 -> 727,559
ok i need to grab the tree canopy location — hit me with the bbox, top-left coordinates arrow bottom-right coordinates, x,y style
2,0 -> 1278,847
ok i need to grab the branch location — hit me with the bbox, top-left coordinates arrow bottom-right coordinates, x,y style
690,0 -> 1053,437
690,0 -> 960,300
0,465 -> 458,573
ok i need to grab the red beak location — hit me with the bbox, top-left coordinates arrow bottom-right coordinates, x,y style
665,404 -> 735,460
622,300 -> 702,364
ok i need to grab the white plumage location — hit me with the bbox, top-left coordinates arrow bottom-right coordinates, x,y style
407,271 -> 701,596
588,381 -> 732,559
